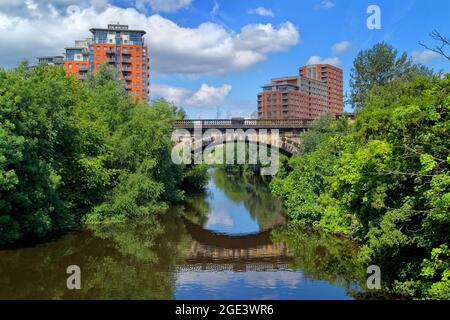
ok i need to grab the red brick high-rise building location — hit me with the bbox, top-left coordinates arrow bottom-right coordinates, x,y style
257,64 -> 343,119
64,24 -> 149,102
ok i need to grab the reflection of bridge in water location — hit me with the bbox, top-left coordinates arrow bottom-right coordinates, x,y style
176,217 -> 294,273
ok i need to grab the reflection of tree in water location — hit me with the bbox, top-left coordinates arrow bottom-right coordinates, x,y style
80,213 -> 192,299
182,193 -> 211,226
212,169 -> 285,230
0,232 -> 89,299
0,213 -> 192,300
271,222 -> 365,298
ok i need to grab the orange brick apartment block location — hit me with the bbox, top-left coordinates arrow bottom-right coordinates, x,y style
64,24 -> 149,102
258,64 -> 343,119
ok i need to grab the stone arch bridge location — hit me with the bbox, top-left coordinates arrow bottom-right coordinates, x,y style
173,118 -> 313,156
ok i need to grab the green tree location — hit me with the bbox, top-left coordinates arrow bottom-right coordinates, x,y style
0,64 -> 83,245
349,42 -> 431,110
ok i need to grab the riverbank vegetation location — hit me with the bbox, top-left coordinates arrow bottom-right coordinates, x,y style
271,42 -> 450,299
0,63 -> 206,247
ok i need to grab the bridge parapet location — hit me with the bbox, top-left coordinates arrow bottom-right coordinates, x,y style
176,262 -> 293,273
174,119 -> 314,130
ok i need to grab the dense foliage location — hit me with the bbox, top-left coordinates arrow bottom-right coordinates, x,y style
272,45 -> 449,299
0,63 -> 204,246
349,42 -> 431,110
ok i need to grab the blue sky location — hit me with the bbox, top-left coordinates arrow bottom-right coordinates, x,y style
0,0 -> 449,118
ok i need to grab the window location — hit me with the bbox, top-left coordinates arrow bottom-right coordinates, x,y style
97,47 -> 100,51
136,48 -> 140,52
136,73 -> 141,78
97,55 -> 100,60
69,64 -> 73,68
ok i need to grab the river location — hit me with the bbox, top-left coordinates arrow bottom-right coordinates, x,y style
0,168 -> 362,299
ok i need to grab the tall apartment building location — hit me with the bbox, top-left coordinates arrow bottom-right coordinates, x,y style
64,24 -> 149,101
257,64 -> 343,119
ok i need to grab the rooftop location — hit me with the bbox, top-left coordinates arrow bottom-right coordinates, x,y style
90,23 -> 146,35
301,63 -> 343,71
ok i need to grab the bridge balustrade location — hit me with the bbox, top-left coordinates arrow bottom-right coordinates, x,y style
173,119 -> 313,129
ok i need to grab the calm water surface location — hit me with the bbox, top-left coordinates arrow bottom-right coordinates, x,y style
0,169 -> 361,299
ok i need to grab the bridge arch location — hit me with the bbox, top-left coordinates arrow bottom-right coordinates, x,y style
182,216 -> 277,249
198,136 -> 297,157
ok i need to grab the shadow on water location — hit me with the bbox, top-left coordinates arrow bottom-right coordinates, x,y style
0,168 -> 368,300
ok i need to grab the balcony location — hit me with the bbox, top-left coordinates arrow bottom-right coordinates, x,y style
122,58 -> 132,64
122,75 -> 132,80
80,66 -> 88,72
122,49 -> 131,55
106,49 -> 115,55
121,66 -> 132,72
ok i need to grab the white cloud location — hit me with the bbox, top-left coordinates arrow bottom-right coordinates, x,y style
150,84 -> 192,105
206,208 -> 233,227
235,22 -> 300,54
244,271 -> 304,289
186,84 -> 232,107
176,270 -> 305,293
135,0 -> 193,13
149,20 -> 298,75
315,0 -> 335,10
411,49 -> 440,64
151,83 -> 232,107
331,41 -> 350,54
248,6 -> 274,18
176,271 -> 234,291
0,4 -> 299,75
306,55 -> 342,66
